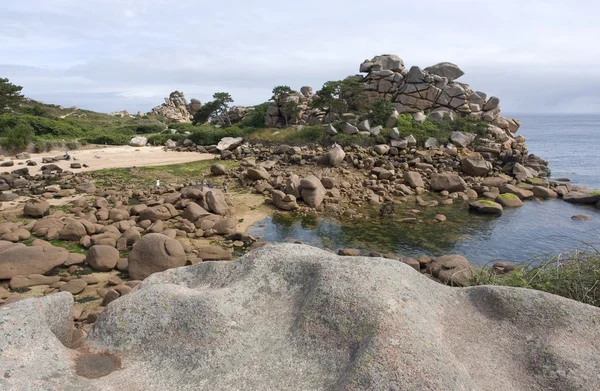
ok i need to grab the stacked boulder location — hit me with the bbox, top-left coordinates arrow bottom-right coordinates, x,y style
151,91 -> 201,123
264,54 -> 520,134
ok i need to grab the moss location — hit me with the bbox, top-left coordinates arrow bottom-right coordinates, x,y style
590,190 -> 600,195
479,200 -> 498,206
48,239 -> 86,254
499,193 -> 518,200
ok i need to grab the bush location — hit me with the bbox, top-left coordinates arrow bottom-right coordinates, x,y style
394,113 -> 489,144
117,123 -> 165,134
1,123 -> 34,151
83,132 -> 131,145
469,250 -> 600,307
188,125 -> 250,146
167,123 -> 198,133
0,113 -> 84,139
370,99 -> 395,127
147,133 -> 185,146
240,102 -> 269,129
65,140 -> 80,150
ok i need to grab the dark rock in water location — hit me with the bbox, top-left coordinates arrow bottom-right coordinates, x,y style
554,177 -> 571,182
563,191 -> 600,205
379,202 -> 396,217
571,215 -> 592,221
2,245 -> 600,390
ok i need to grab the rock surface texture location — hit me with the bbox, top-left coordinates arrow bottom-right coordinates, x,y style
1,244 -> 599,390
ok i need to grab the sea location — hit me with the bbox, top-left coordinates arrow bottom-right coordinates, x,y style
249,114 -> 600,265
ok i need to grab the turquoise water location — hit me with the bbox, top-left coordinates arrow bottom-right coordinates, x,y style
249,115 -> 600,265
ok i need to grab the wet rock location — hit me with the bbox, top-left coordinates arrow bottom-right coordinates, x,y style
469,200 -> 503,215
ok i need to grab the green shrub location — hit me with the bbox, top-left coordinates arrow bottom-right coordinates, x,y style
65,140 -> 80,150
167,123 -> 199,133
0,113 -> 84,139
240,102 -> 269,129
395,113 -> 488,144
32,139 -> 59,153
1,123 -> 34,150
370,99 -> 395,126
188,125 -> 250,146
147,133 -> 185,146
469,251 -> 600,307
117,123 -> 165,134
83,132 -> 131,145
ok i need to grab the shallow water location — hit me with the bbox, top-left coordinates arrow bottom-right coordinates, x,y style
250,200 -> 600,266
249,115 -> 600,265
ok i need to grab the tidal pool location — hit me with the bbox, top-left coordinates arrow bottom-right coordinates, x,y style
249,200 -> 600,266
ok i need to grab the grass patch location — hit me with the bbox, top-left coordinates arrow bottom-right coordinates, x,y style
91,159 -> 238,188
470,250 -> 600,307
48,239 -> 86,254
75,296 -> 100,304
246,126 -> 326,146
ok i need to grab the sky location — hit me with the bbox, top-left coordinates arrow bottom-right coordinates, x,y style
1,0 -> 599,114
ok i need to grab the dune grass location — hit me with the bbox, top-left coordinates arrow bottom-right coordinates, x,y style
470,249 -> 600,307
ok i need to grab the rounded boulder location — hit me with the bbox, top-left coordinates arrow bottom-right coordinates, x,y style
128,233 -> 186,280
86,245 -> 119,271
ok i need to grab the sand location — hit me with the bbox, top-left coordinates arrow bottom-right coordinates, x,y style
10,145 -> 216,176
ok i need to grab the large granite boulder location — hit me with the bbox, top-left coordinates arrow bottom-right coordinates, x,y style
23,199 -> 50,217
128,233 -> 186,280
327,146 -> 345,167
86,245 -> 119,272
2,244 -> 599,390
0,245 -> 69,279
424,62 -> 465,81
430,173 -> 468,192
300,175 -> 326,208
129,136 -> 148,147
461,158 -> 492,177
272,190 -> 299,211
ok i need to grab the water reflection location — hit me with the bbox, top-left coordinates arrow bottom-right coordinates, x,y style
249,200 -> 600,266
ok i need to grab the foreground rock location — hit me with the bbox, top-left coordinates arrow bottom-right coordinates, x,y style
2,244 -> 599,390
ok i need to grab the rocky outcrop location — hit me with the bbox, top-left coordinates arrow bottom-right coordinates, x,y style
152,91 -> 200,123
264,54 -> 520,134
2,244 -> 599,390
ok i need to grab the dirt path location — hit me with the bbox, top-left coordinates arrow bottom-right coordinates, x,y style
12,145 -> 216,176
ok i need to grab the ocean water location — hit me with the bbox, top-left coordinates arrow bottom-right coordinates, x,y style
250,114 -> 600,265
515,114 -> 600,189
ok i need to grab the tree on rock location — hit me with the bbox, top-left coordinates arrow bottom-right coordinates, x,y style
0,78 -> 25,113
271,85 -> 300,127
311,77 -> 366,120
192,92 -> 234,126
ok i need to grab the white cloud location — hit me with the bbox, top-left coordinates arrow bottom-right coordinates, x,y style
1,0 -> 599,112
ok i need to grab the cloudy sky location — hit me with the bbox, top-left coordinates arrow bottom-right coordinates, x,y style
1,0 -> 599,114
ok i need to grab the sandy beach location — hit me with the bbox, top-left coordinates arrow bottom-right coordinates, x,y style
6,145 -> 216,176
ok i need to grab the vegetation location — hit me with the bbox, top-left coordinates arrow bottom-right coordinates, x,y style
91,159 -> 238,187
192,92 -> 234,126
246,126 -> 325,146
271,86 -> 300,127
311,77 -> 367,120
0,78 -> 25,114
1,122 -> 34,151
239,102 -> 269,129
395,114 -> 487,144
370,99 -> 395,126
470,250 -> 600,307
